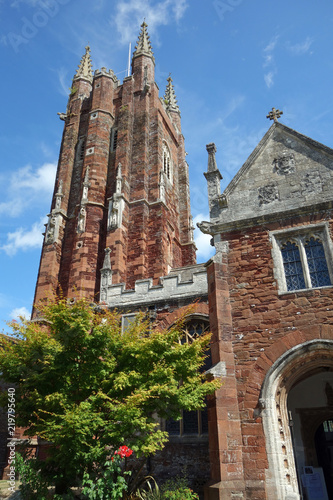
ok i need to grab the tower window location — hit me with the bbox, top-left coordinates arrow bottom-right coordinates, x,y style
76,137 -> 86,162
111,128 -> 118,152
162,142 -> 172,181
271,224 -> 333,293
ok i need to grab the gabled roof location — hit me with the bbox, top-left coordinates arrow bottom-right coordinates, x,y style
223,121 -> 333,198
202,121 -> 333,233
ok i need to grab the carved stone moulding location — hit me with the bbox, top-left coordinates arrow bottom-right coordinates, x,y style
273,153 -> 295,175
258,183 -> 279,205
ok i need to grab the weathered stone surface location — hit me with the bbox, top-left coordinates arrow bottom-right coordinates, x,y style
33,29 -> 196,310
202,127 -> 333,499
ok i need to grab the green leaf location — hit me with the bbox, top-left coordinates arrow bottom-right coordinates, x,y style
0,298 -> 221,494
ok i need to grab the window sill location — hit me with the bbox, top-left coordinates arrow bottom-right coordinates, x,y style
278,285 -> 333,297
168,434 -> 209,443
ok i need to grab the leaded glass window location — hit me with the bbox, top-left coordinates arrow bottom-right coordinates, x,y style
305,237 -> 331,288
183,410 -> 199,435
274,227 -> 332,292
165,417 -> 180,435
281,241 -> 306,291
166,317 -> 210,437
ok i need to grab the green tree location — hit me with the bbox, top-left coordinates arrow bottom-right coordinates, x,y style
0,298 -> 220,495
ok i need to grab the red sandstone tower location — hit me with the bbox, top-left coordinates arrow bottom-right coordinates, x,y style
33,23 -> 196,309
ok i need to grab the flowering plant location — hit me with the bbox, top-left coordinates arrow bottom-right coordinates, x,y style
114,445 -> 133,459
82,446 -> 133,500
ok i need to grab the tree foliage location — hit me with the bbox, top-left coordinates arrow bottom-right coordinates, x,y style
0,298 -> 220,492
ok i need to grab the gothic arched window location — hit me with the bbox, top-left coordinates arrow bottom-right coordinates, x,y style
281,241 -> 306,291
281,237 -> 331,291
166,316 -> 211,437
162,142 -> 172,182
305,237 -> 331,288
271,225 -> 333,293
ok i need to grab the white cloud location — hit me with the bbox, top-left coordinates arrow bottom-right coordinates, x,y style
263,53 -> 273,67
171,0 -> 187,21
264,35 -> 279,55
1,218 -> 45,256
0,199 -> 23,218
193,214 -> 215,263
56,67 -> 71,97
0,162 -> 56,218
222,95 -> 245,122
262,35 -> 278,87
114,0 -> 188,44
264,71 -> 275,88
286,37 -> 314,55
10,307 -> 31,321
14,163 -> 56,192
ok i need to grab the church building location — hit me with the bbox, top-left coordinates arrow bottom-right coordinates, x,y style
200,115 -> 333,499
32,21 -> 212,496
28,22 -> 333,500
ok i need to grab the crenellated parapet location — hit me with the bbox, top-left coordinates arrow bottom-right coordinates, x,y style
100,264 -> 207,307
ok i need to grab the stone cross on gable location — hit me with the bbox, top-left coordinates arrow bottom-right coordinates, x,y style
266,107 -> 283,122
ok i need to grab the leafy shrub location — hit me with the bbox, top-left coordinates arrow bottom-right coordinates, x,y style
82,446 -> 133,500
16,453 -> 49,500
162,489 -> 199,500
161,475 -> 199,500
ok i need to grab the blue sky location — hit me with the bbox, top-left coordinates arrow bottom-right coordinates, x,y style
1,0 -> 333,328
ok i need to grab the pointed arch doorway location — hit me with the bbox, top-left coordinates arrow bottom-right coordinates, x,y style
287,371 -> 333,499
261,339 -> 333,500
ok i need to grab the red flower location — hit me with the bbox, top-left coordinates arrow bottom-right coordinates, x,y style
115,445 -> 133,458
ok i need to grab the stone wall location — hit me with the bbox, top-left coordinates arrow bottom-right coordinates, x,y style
205,211 -> 333,499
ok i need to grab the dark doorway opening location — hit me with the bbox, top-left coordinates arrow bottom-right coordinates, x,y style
315,420 -> 333,498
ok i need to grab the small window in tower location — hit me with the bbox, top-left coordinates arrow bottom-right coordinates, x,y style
76,137 -> 86,162
111,128 -> 118,152
162,142 -> 172,182
270,223 -> 333,293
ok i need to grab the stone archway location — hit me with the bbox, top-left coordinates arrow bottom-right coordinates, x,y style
260,340 -> 333,500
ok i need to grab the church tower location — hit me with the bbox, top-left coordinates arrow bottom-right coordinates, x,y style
31,23 -> 211,494
33,22 -> 196,308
